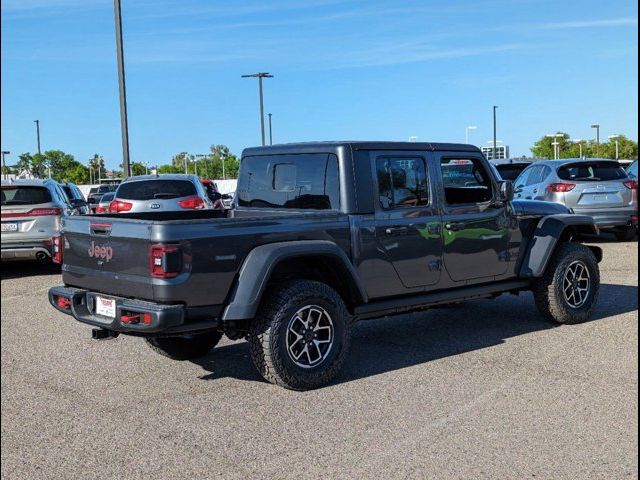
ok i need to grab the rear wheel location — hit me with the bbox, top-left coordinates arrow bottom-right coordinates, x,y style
145,330 -> 223,360
614,227 -> 637,242
248,280 -> 352,391
532,243 -> 600,324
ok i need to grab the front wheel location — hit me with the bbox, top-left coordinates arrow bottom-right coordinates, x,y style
145,330 -> 223,360
532,243 -> 600,324
248,280 -> 352,391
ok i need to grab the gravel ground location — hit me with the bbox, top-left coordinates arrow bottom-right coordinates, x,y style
1,236 -> 637,479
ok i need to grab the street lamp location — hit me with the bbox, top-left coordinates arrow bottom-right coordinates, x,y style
546,133 -> 564,160
1,151 -> 10,180
590,124 -> 600,156
573,139 -> 584,159
268,113 -> 273,146
465,125 -> 477,144
241,72 -> 273,146
33,120 -> 41,155
113,0 -> 131,177
608,135 -> 622,160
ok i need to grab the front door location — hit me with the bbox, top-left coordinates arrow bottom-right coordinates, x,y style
437,155 -> 510,282
373,152 -> 442,289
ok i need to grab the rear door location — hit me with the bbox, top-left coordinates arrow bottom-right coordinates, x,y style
1,185 -> 61,242
372,151 -> 443,289
61,216 -> 155,299
437,154 -> 510,282
558,161 -> 633,210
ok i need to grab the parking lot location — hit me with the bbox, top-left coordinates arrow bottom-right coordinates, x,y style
1,235 -> 637,479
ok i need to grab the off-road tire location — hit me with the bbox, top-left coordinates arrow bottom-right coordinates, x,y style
532,243 -> 600,324
247,280 -> 352,391
145,330 -> 223,360
614,227 -> 637,242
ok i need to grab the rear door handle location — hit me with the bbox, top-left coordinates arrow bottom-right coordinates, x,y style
445,222 -> 464,232
385,226 -> 409,235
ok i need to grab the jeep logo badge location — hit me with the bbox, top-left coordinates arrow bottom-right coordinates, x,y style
150,203 -> 161,209
88,240 -> 113,263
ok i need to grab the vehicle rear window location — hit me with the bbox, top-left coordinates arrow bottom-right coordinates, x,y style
1,186 -> 52,205
116,180 -> 197,200
557,162 -> 627,181
237,153 -> 340,210
100,192 -> 115,203
496,164 -> 528,181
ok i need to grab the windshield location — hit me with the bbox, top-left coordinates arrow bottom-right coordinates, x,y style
1,186 -> 52,206
116,180 -> 197,200
557,162 -> 627,181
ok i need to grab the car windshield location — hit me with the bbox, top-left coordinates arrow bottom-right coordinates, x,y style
557,162 -> 627,181
1,186 -> 52,205
116,180 -> 197,201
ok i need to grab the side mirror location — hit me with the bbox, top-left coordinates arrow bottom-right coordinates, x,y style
70,198 -> 86,208
209,192 -> 222,201
497,180 -> 514,202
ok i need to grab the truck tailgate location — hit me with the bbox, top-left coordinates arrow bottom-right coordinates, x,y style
61,216 -> 154,299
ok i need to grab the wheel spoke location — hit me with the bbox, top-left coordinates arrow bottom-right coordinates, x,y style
286,305 -> 335,368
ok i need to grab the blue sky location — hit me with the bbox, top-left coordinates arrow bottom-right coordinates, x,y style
1,0 -> 638,169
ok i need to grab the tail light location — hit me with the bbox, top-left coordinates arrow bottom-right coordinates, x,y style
149,244 -> 182,278
178,196 -> 206,210
52,235 -> 63,264
623,180 -> 638,190
548,183 -> 576,193
109,200 -> 133,212
95,205 -> 107,213
1,207 -> 63,219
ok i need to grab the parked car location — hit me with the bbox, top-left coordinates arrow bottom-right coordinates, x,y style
514,159 -> 638,241
94,192 -> 116,214
108,174 -> 214,213
1,179 -> 70,262
50,141 -> 603,390
221,192 -> 235,209
627,160 -> 638,179
491,159 -> 532,181
87,184 -> 117,213
59,182 -> 88,214
200,178 -> 225,210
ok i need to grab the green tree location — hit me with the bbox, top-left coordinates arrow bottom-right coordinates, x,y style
63,164 -> 90,184
599,135 -> 638,160
16,153 -> 33,176
157,164 -> 183,174
130,162 -> 148,176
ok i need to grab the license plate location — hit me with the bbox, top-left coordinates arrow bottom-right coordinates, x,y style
95,296 -> 116,318
1,223 -> 18,232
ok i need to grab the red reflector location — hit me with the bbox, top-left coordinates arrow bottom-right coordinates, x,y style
142,313 -> 152,325
623,180 -> 638,190
120,313 -> 140,324
52,235 -> 63,264
548,183 -> 576,193
1,207 -> 63,218
56,296 -> 71,309
178,196 -> 206,210
109,200 -> 133,212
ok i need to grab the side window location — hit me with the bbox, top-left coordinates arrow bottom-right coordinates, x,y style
515,168 -> 530,188
526,166 -> 547,186
376,157 -> 428,209
440,158 -> 493,205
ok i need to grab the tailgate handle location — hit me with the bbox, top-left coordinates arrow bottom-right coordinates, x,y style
90,222 -> 112,236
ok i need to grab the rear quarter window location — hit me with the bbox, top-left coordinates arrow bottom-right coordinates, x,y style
1,186 -> 52,205
236,153 -> 340,210
558,162 -> 627,181
116,180 -> 197,200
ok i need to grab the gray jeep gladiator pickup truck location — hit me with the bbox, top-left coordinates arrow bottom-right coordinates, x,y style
49,142 -> 602,390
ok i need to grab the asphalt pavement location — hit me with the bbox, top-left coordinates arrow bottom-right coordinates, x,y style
1,236 -> 637,479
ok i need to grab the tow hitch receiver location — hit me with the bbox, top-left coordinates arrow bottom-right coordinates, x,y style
92,328 -> 119,340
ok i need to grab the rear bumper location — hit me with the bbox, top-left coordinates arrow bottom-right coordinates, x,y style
572,207 -> 638,229
48,286 -> 220,335
1,240 -> 53,261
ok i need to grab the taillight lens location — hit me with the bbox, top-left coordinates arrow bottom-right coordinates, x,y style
109,200 -> 133,212
548,183 -> 576,193
1,207 -> 63,218
623,180 -> 638,190
52,235 -> 63,264
149,244 -> 182,278
178,196 -> 206,210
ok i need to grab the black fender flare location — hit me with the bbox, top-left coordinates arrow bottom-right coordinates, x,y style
222,240 -> 368,321
519,214 -> 602,278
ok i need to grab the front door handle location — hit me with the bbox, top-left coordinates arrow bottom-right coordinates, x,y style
385,226 -> 409,235
445,222 -> 465,232
532,189 -> 538,194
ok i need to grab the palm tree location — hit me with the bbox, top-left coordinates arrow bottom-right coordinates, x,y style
88,154 -> 103,184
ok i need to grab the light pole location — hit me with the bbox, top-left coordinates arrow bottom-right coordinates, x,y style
590,124 -> 600,156
608,135 -> 621,160
33,120 -> 41,155
114,0 -> 131,177
268,113 -> 273,145
546,133 -> 564,160
465,125 -> 477,144
492,106 -> 498,161
573,139 -> 584,159
1,151 -> 10,180
241,72 -> 273,146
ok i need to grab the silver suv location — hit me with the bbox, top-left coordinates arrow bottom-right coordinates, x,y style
109,174 -> 214,213
515,159 -> 638,241
1,179 -> 73,262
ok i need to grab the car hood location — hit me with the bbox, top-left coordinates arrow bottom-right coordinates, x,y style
511,199 -> 571,217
